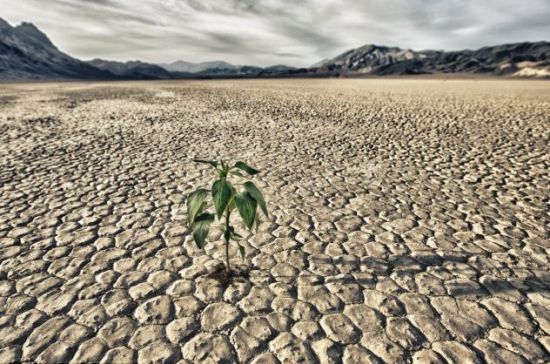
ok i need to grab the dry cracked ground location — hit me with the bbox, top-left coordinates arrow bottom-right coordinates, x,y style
0,79 -> 549,364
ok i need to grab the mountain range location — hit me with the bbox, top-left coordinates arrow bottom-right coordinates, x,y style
159,60 -> 245,73
86,59 -> 172,80
0,17 -> 548,81
314,43 -> 550,77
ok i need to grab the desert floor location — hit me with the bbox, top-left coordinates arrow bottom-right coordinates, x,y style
0,79 -> 549,363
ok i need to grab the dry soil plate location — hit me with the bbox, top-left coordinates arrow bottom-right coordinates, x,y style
0,79 -> 549,363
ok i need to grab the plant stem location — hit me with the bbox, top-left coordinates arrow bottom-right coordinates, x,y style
225,210 -> 231,273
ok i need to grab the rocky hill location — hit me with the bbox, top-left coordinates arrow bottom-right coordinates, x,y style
0,18 -> 114,81
315,42 -> 550,77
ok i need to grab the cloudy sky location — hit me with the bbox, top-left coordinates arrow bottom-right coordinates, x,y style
2,0 -> 549,67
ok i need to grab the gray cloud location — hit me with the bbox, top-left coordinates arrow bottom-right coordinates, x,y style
1,0 -> 549,66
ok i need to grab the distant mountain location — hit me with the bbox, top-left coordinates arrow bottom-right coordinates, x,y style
314,42 -> 550,77
0,17 -> 113,80
159,60 -> 237,73
87,59 -> 171,79
197,65 -> 263,76
263,65 -> 297,73
1,16 -> 548,81
159,60 -> 270,76
164,63 -> 301,79
315,45 -> 435,73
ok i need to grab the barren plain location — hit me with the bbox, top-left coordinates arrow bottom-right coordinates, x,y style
0,79 -> 549,363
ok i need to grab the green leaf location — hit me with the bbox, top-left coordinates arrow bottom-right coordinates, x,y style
244,181 -> 268,217
192,213 -> 214,248
228,198 -> 236,213
238,244 -> 246,259
212,180 -> 233,218
235,192 -> 257,230
233,161 -> 259,175
193,159 -> 218,168
187,188 -> 208,227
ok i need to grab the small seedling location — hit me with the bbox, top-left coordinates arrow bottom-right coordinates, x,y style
187,159 -> 268,274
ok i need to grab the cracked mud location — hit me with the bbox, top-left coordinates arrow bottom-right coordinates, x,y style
0,79 -> 549,363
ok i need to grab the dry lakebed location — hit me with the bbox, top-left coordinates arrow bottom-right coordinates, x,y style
0,79 -> 549,363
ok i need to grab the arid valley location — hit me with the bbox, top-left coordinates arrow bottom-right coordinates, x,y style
0,79 -> 549,363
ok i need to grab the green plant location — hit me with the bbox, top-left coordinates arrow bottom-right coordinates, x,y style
187,159 -> 268,274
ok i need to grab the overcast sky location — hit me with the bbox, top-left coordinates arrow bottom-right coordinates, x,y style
2,0 -> 549,67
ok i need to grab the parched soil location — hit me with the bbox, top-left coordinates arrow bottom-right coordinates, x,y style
0,79 -> 549,363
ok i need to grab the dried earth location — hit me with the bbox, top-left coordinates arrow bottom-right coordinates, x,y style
0,79 -> 549,363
